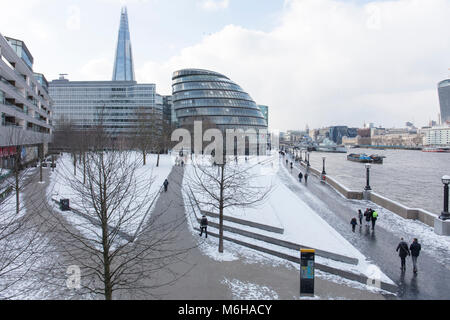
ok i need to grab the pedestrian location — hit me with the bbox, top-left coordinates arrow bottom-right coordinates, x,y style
396,237 -> 411,272
200,215 -> 208,238
181,160 -> 184,167
290,162 -> 293,170
371,210 -> 378,230
409,238 -> 422,274
163,179 -> 169,192
350,217 -> 358,232
304,173 -> 308,184
364,208 -> 371,227
358,209 -> 363,225
298,172 -> 303,183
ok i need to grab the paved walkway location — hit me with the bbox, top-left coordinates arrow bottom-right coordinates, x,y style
281,153 -> 450,300
143,166 -> 387,300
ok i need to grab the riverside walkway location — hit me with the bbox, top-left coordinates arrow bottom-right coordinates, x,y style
281,153 -> 450,300
144,166 -> 387,300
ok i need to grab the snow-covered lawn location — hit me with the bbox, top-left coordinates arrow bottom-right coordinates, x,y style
47,152 -> 174,238
183,153 -> 394,286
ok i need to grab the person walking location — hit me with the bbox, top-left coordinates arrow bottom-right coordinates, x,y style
298,172 -> 303,183
364,209 -> 372,228
290,162 -> 293,171
200,215 -> 208,238
304,173 -> 308,184
410,238 -> 422,274
358,209 -> 363,225
350,217 -> 358,232
396,238 -> 411,272
371,210 -> 378,231
163,179 -> 169,192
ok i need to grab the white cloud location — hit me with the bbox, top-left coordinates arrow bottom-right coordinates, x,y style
81,58 -> 113,81
136,0 -> 450,130
199,0 -> 230,11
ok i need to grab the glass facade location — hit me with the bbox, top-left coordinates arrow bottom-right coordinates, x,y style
49,79 -> 159,136
438,80 -> 450,124
112,7 -> 135,81
5,37 -> 34,71
172,69 -> 267,130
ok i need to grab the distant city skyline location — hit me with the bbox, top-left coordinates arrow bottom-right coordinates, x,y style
1,0 -> 449,131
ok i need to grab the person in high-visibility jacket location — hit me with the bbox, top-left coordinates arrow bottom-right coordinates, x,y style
371,210 -> 379,230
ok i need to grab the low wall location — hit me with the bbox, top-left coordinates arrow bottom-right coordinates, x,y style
370,192 -> 437,228
296,159 -> 438,228
201,210 -> 284,234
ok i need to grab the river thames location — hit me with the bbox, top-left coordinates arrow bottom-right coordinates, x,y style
306,148 -> 450,215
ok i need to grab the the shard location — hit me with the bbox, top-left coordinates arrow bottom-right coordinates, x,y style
112,6 -> 135,81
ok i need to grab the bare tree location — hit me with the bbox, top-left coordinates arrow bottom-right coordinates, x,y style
0,127 -> 52,299
47,131 -> 193,300
185,155 -> 273,253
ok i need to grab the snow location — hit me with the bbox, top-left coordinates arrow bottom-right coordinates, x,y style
182,153 -> 394,287
220,278 -> 280,300
46,152 -> 174,240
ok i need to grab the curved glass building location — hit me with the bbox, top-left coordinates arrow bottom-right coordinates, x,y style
438,79 -> 450,124
172,69 -> 267,131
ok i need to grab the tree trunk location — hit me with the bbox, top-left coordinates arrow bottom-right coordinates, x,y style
219,164 -> 224,253
15,168 -> 19,215
40,158 -> 43,182
73,154 -> 77,176
143,150 -> 146,166
157,151 -> 160,167
83,153 -> 86,185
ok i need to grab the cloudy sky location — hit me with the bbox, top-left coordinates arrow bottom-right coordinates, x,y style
1,0 -> 449,131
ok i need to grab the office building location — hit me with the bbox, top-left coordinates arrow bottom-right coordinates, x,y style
0,33 -> 53,168
438,79 -> 450,125
49,7 -> 160,138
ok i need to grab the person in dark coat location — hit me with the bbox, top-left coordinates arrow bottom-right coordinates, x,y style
304,173 -> 309,184
409,238 -> 422,274
200,215 -> 208,238
358,209 -> 363,225
163,179 -> 169,192
298,172 -> 303,183
396,238 -> 410,272
371,210 -> 378,231
364,208 -> 372,227
350,217 -> 358,232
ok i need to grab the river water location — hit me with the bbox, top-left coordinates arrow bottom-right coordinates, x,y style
305,148 -> 450,215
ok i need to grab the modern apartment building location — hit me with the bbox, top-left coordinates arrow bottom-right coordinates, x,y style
423,126 -> 450,146
0,33 -> 53,168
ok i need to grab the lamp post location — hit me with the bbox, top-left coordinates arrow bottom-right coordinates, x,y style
365,164 -> 372,191
440,175 -> 450,221
322,157 -> 326,175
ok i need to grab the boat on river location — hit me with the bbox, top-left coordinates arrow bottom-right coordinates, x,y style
347,153 -> 385,164
316,138 -> 347,153
422,147 -> 450,153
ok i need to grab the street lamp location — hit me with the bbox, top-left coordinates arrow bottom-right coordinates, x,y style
322,157 -> 326,175
365,164 -> 372,191
440,175 -> 450,221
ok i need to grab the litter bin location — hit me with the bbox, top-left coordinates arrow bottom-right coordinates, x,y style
60,199 -> 70,211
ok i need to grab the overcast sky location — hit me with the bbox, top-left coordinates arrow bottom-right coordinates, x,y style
1,0 -> 449,131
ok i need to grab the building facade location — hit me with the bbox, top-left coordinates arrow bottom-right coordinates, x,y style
258,105 -> 269,127
49,6 -> 161,139
172,69 -> 267,131
49,78 -> 159,137
423,126 -> 450,146
112,7 -> 135,82
0,33 -> 53,168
